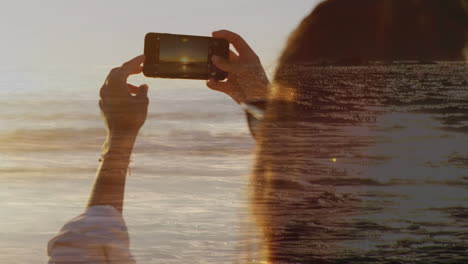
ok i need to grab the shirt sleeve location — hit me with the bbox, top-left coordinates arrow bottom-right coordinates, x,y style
47,205 -> 136,264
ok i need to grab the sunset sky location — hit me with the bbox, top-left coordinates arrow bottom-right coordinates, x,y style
0,0 -> 319,71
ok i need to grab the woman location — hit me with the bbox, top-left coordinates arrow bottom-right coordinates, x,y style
48,0 -> 468,263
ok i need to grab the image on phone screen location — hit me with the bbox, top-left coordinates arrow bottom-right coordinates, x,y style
144,33 -> 229,80
159,35 -> 210,76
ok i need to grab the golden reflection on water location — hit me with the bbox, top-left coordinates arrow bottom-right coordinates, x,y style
0,63 -> 466,263
247,62 -> 467,263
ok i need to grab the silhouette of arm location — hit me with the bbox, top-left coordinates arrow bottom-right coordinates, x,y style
87,55 -> 149,213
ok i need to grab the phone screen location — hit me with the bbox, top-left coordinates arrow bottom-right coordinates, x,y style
159,35 -> 210,75
144,33 -> 229,80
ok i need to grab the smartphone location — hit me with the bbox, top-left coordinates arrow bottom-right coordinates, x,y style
143,33 -> 229,80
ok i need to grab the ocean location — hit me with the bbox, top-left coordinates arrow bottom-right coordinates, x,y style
0,63 -> 467,263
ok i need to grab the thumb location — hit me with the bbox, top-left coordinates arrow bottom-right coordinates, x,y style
136,84 -> 149,98
206,79 -> 230,93
212,55 -> 240,73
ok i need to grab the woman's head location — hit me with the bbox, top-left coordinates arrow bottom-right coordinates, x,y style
274,0 -> 468,97
249,0 -> 468,263
278,0 -> 468,64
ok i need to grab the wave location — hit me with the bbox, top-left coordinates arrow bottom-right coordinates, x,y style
0,126 -> 253,154
147,111 -> 242,121
439,125 -> 468,134
0,127 -> 106,152
0,167 -> 94,176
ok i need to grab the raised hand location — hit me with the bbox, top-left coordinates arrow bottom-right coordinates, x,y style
99,55 -> 149,136
207,30 -> 269,104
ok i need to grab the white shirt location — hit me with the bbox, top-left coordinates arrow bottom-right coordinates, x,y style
47,206 -> 136,264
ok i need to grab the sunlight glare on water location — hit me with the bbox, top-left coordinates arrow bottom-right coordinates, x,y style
0,62 -> 467,263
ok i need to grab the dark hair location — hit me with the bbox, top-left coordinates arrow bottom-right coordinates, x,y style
249,1 -> 468,263
277,0 -> 467,66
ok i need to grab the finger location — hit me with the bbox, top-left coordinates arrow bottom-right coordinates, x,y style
101,68 -> 125,98
136,84 -> 149,99
105,55 -> 145,93
212,30 -> 255,57
121,54 -> 145,76
212,55 -> 240,73
128,83 -> 139,95
207,79 -> 244,104
206,79 -> 231,93
104,67 -> 123,88
229,50 -> 239,61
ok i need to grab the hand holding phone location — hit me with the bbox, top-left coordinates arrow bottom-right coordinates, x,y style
100,55 -> 149,135
206,30 -> 270,104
